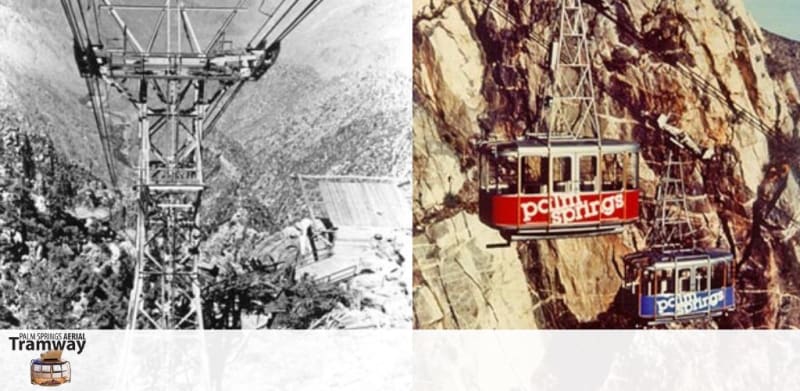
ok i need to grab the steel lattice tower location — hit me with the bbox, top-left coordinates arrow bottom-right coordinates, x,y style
536,0 -> 601,141
61,0 -> 324,329
647,150 -> 697,251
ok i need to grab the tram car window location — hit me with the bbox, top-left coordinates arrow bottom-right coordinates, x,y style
711,263 -> 726,289
678,269 -> 692,292
552,156 -> 572,193
696,266 -> 708,291
656,268 -> 674,294
497,156 -> 518,195
625,152 -> 639,190
626,267 -> 639,294
480,153 -> 497,193
601,153 -> 624,191
522,156 -> 546,194
643,270 -> 653,296
579,155 -> 598,192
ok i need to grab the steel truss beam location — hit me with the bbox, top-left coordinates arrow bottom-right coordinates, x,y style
535,0 -> 601,141
123,75 -> 210,329
117,42 -> 273,329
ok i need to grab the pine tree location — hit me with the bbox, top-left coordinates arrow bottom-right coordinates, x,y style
20,134 -> 35,181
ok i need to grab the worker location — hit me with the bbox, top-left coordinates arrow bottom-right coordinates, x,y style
296,218 -> 315,262
318,217 -> 336,244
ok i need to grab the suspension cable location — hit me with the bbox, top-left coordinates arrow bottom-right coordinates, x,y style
248,0 -> 291,48
248,0 -> 327,49
275,0 -> 324,43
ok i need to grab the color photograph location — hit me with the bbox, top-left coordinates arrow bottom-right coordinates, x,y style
413,0 -> 800,329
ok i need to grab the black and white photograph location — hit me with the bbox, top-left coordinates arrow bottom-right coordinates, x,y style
0,0 -> 411,330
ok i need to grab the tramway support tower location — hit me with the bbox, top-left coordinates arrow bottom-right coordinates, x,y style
539,0 -> 601,140
61,0 -> 325,329
478,0 -> 640,241
647,151 -> 696,250
621,116 -> 735,325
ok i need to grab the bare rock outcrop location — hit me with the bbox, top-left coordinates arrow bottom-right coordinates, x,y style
414,212 -> 537,328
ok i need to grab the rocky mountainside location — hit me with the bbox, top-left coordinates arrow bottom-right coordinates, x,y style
280,0 -> 411,78
0,1 -> 108,175
0,119 -> 132,329
205,65 -> 411,230
764,29 -> 800,93
413,0 -> 800,329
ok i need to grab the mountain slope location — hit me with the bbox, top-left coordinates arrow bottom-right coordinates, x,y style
0,0 -> 411,328
0,120 -> 132,329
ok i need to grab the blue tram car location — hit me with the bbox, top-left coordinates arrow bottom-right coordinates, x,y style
623,248 -> 735,325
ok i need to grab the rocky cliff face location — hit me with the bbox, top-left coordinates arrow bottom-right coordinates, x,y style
413,0 -> 800,329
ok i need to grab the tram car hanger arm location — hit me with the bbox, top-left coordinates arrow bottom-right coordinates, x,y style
248,40 -> 281,81
656,114 -> 714,160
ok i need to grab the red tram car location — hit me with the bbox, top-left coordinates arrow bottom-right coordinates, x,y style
479,138 -> 640,241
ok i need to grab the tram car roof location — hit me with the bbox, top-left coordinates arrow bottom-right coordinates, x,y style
482,138 -> 639,157
33,350 -> 67,365
32,358 -> 67,365
624,248 -> 734,269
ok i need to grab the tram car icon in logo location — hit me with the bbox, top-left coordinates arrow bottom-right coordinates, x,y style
30,350 -> 71,386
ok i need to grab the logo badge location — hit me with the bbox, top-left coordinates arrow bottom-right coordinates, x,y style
30,350 -> 71,387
